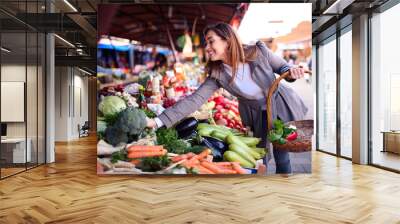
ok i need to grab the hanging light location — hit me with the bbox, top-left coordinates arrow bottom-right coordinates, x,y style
182,32 -> 193,58
168,6 -> 173,18
63,0 -> 78,12
54,34 -> 75,48
1,47 -> 11,53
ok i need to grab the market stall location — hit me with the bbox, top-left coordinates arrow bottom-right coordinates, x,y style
96,3 -> 309,175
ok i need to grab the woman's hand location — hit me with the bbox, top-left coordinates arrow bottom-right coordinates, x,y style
146,117 -> 157,129
289,67 -> 305,80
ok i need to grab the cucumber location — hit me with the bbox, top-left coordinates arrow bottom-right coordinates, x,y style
228,144 -> 256,165
237,136 -> 261,147
211,130 -> 228,141
223,151 -> 255,168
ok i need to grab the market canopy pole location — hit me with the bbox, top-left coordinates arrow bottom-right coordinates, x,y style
166,25 -> 179,63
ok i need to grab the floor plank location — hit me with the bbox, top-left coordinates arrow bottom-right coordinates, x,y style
0,135 -> 400,224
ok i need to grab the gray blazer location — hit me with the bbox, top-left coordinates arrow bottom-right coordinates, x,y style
158,41 -> 308,129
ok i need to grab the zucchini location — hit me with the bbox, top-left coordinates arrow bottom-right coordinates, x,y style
252,147 -> 267,157
197,123 -> 232,133
223,151 -> 254,168
210,130 -> 228,141
244,147 -> 262,160
227,135 -> 262,159
198,128 -> 214,137
228,144 -> 256,165
237,136 -> 261,147
226,134 -> 248,148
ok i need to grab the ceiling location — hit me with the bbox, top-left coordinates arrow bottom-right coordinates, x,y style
0,0 -> 393,71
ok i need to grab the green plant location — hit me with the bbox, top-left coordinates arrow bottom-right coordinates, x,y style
111,150 -> 128,163
139,155 -> 171,172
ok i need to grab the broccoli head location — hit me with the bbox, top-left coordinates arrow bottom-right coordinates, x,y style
115,107 -> 147,136
104,125 -> 128,146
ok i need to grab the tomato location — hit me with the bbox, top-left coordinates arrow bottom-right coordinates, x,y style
230,107 -> 239,115
214,112 -> 222,120
216,118 -> 228,126
214,96 -> 224,105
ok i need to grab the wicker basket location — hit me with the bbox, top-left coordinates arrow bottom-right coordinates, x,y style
267,71 -> 313,153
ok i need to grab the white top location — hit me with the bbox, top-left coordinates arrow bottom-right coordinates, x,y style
222,63 -> 264,100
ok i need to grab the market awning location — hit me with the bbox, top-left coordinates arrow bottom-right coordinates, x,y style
273,21 -> 311,45
98,4 -> 247,47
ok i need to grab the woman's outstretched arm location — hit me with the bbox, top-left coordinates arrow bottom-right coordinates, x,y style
152,77 -> 220,128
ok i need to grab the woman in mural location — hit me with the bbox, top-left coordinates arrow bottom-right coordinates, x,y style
146,22 -> 308,174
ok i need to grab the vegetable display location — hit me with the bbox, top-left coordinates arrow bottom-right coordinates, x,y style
97,62 -> 271,175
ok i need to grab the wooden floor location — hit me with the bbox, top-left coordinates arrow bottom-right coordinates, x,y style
373,151 -> 400,171
1,136 -> 400,224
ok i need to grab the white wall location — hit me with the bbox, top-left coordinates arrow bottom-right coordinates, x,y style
55,66 -> 69,141
1,65 -> 39,138
54,67 -> 89,141
1,63 -> 46,164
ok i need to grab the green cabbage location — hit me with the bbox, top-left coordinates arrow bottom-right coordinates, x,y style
98,96 -> 126,117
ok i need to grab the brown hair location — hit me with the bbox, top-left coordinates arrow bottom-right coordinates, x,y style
203,22 -> 258,83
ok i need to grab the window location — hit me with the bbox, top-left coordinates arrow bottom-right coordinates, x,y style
339,27 -> 352,158
317,35 -> 337,154
370,2 -> 400,171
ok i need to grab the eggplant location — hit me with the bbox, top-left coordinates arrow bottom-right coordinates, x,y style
201,136 -> 228,162
175,117 -> 198,139
198,119 -> 210,124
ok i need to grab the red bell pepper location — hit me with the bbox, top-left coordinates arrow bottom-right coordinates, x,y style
286,132 -> 298,141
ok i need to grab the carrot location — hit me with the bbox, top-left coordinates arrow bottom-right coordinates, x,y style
130,159 -> 141,166
215,162 -> 235,169
171,152 -> 196,163
193,164 -> 215,174
198,149 -> 212,159
201,161 -> 236,174
231,162 -> 247,174
215,162 -> 233,166
182,158 -> 200,168
127,149 -> 167,159
186,149 -> 211,164
218,169 -> 238,175
128,145 -> 163,152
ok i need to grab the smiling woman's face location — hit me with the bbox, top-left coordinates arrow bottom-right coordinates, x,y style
205,30 -> 228,62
